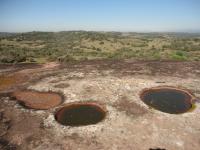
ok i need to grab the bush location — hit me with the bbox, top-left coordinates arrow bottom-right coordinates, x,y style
99,41 -> 104,45
0,48 -> 28,63
57,55 -> 76,62
0,54 -> 26,63
171,51 -> 187,61
175,51 -> 184,57
96,48 -> 102,51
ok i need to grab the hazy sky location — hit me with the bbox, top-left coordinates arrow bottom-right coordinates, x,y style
0,0 -> 200,32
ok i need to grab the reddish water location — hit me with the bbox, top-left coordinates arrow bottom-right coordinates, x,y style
12,90 -> 63,110
55,103 -> 106,126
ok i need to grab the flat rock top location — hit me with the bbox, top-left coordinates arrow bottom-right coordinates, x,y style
0,60 -> 200,150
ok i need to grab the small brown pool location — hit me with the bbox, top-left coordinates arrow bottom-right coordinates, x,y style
55,102 -> 106,126
12,90 -> 63,110
140,87 -> 195,114
0,74 -> 27,92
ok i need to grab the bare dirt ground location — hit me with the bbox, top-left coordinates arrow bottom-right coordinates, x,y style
0,60 -> 200,150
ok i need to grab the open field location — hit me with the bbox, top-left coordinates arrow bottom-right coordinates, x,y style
1,32 -> 200,63
0,60 -> 200,150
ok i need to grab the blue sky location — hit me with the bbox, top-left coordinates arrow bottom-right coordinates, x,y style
0,0 -> 200,32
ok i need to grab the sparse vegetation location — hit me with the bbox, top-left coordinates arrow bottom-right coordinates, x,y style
170,51 -> 187,61
0,31 -> 200,63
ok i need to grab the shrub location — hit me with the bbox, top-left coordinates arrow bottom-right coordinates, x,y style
175,51 -> 184,57
57,55 -> 76,62
99,41 -> 104,45
171,51 -> 187,61
96,48 -> 102,51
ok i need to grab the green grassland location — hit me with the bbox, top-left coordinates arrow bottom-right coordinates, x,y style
0,31 -> 200,63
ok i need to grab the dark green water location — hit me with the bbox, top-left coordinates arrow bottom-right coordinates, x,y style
55,104 -> 106,126
141,89 -> 192,114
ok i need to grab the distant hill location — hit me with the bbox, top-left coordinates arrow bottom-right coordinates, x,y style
0,32 -> 19,38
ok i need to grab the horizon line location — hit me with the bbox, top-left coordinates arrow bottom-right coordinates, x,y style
1,30 -> 200,34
